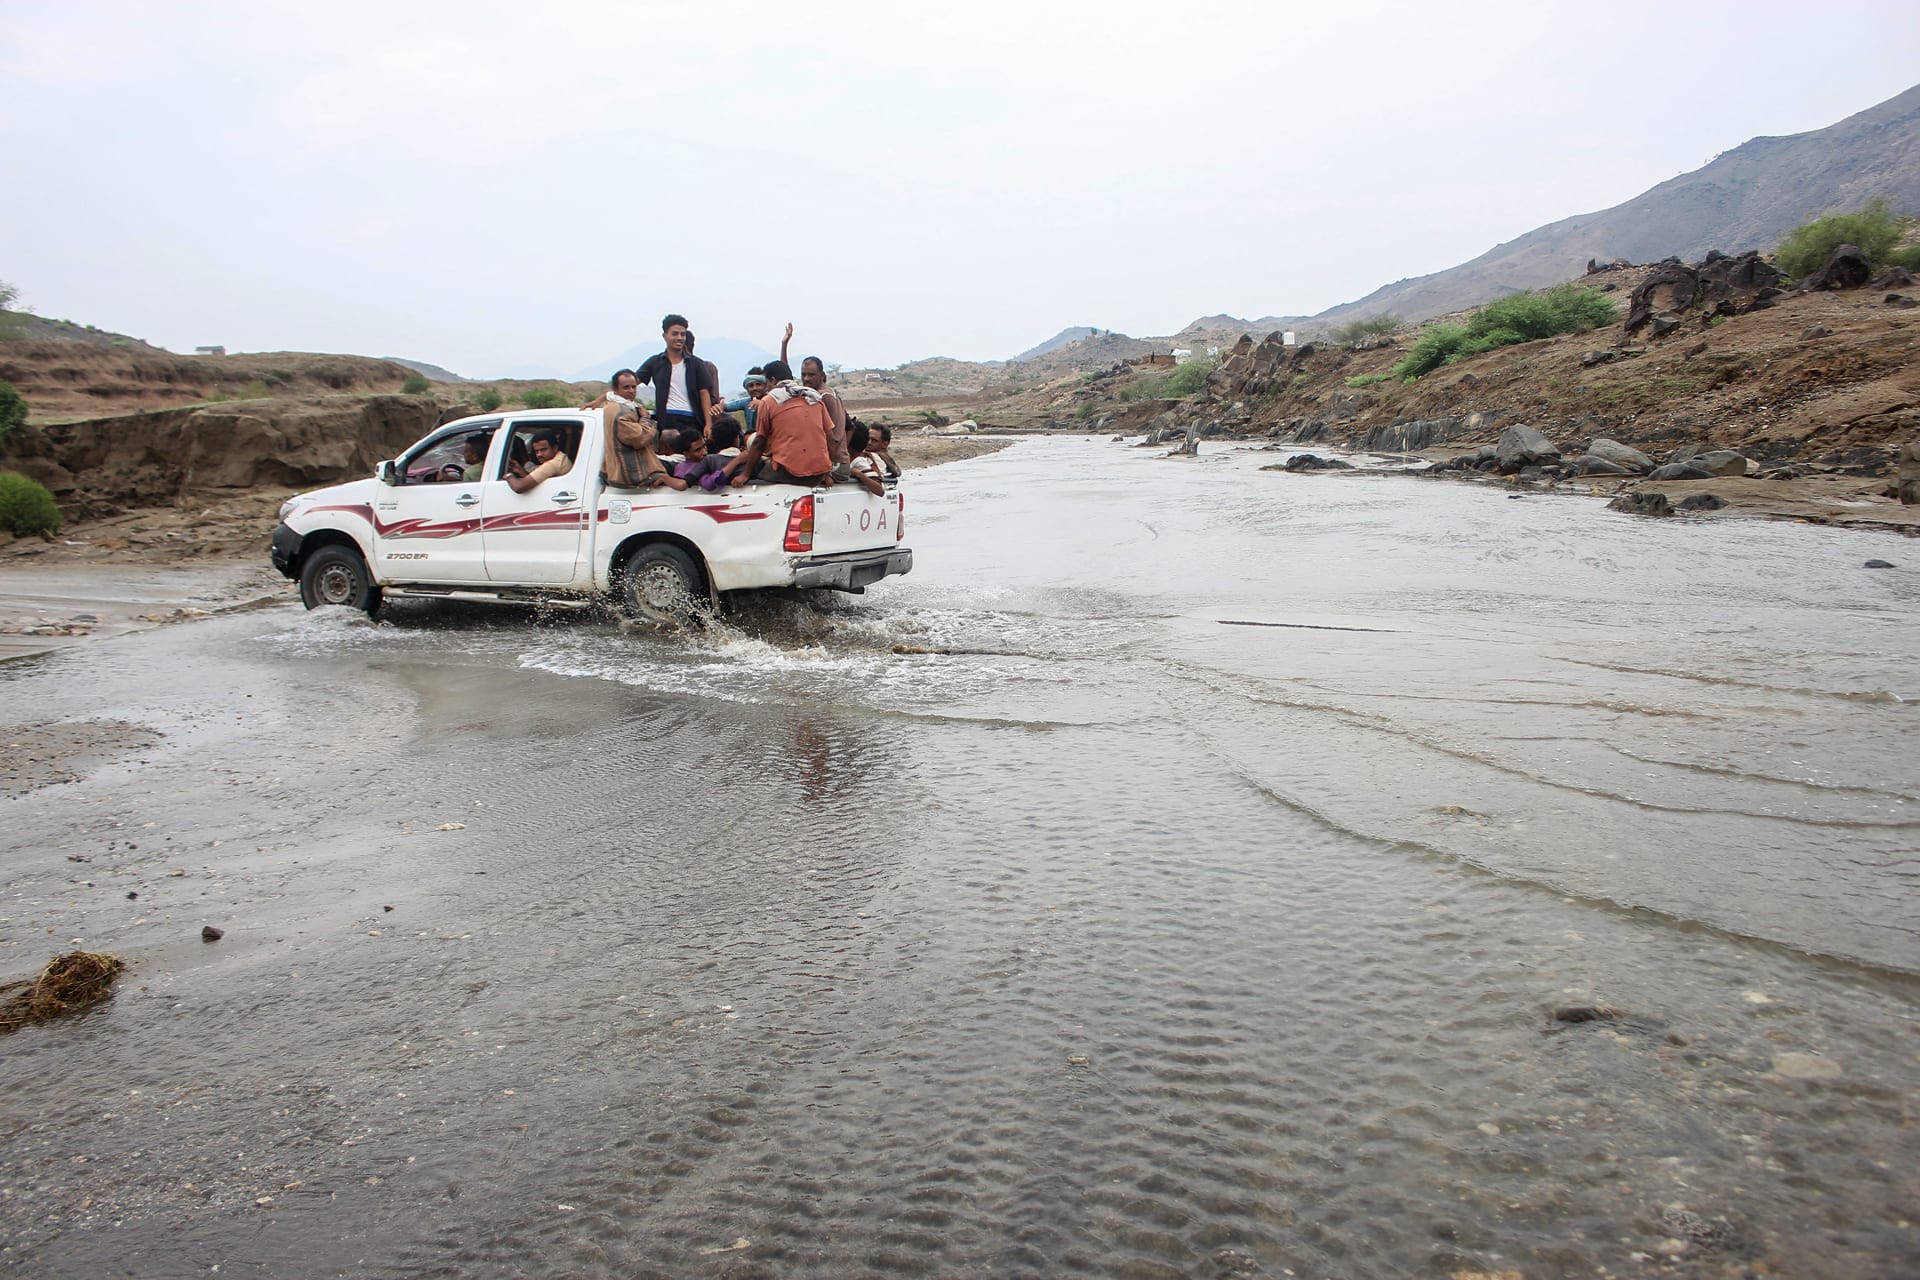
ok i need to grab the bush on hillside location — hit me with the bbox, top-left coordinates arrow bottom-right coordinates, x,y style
0,379 -> 25,448
0,472 -> 61,537
1164,358 -> 1216,397
1391,284 -> 1617,380
521,388 -> 569,409
475,389 -> 503,412
1774,198 -> 1914,278
1890,244 -> 1920,272
401,373 -> 432,394
1333,313 -> 1403,343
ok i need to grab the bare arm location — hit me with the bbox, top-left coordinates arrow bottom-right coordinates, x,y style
779,322 -> 792,367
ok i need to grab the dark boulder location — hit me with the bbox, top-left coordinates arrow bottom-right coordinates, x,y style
1586,438 -> 1654,472
1678,493 -> 1727,511
1494,423 -> 1561,472
1360,418 -> 1459,452
1647,462 -> 1713,481
1870,267 -> 1916,290
1608,491 -> 1672,517
1625,259 -> 1698,335
1692,449 -> 1749,477
1805,243 -> 1873,291
1581,349 -> 1617,367
1864,559 -> 1896,569
1574,456 -> 1631,476
1283,453 -> 1354,472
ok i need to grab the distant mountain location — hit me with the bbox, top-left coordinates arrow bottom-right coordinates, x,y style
1012,327 -> 1101,362
489,362 -> 572,382
385,357 -> 469,383
570,336 -> 779,396
1303,81 -> 1920,330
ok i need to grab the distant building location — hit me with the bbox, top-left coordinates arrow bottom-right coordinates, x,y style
1281,332 -> 1296,347
1171,348 -> 1194,364
194,345 -> 226,356
1131,352 -> 1178,368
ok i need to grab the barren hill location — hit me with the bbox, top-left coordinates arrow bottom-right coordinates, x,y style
1305,82 -> 1920,331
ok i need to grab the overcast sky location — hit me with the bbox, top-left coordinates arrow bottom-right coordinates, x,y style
3,1 -> 1916,378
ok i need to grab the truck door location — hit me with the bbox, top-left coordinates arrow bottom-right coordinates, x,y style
370,421 -> 496,583
483,415 -> 590,585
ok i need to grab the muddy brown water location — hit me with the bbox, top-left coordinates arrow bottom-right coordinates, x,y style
2,438 -> 1917,1278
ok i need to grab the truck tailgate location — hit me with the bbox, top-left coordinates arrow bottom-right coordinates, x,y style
806,486 -> 900,555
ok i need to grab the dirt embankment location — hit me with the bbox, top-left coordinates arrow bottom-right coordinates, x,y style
0,345 -> 434,423
3,395 -> 455,520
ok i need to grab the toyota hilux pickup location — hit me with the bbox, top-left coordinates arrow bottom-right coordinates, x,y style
268,409 -> 910,622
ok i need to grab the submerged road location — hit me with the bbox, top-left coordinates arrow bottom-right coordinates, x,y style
2,437 -> 1917,1277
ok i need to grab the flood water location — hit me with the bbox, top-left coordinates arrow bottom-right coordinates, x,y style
3,437 -> 1917,1278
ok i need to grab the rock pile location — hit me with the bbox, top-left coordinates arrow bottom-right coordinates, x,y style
1624,250 -> 1786,339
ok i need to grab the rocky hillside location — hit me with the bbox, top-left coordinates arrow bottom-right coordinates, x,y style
1085,259 -> 1920,521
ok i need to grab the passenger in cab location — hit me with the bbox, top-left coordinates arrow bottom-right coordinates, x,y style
461,433 -> 491,482
730,359 -> 834,488
506,430 -> 571,493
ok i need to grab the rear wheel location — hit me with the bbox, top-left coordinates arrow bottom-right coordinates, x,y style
299,544 -> 382,614
618,543 -> 707,626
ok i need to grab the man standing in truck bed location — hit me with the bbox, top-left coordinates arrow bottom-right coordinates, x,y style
634,314 -> 717,449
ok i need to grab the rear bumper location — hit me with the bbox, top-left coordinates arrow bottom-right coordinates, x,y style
270,523 -> 302,579
792,547 -> 913,591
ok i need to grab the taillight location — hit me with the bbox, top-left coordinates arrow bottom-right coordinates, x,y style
783,495 -> 815,552
896,492 -> 905,541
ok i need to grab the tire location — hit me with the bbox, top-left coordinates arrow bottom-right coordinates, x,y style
617,543 -> 707,626
299,544 -> 383,614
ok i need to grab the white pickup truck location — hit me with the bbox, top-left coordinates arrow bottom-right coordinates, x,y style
268,409 -> 910,622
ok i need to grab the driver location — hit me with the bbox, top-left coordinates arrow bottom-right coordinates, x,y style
506,431 -> 571,493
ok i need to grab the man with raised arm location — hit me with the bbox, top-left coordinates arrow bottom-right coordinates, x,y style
779,323 -> 851,479
634,314 -> 717,449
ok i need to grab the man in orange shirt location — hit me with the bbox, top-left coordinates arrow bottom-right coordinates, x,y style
730,360 -> 835,487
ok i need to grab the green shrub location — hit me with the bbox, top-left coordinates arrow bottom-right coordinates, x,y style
1163,358 -> 1216,398
0,471 -> 60,537
520,387 -> 569,409
1391,325 -> 1468,379
1333,313 -> 1403,343
401,373 -> 432,394
0,378 -> 25,447
1118,370 -> 1171,402
475,389 -> 504,412
1890,244 -> 1920,272
1345,372 -> 1395,387
1469,284 -> 1617,342
1775,198 -> 1914,278
1391,285 -> 1617,380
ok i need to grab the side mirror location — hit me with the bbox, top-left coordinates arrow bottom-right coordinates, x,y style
378,460 -> 398,486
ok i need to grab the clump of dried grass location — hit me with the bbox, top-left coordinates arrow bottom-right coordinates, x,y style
0,951 -> 125,1032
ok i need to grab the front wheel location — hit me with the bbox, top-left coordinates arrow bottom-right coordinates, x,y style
617,543 -> 708,626
299,544 -> 383,614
